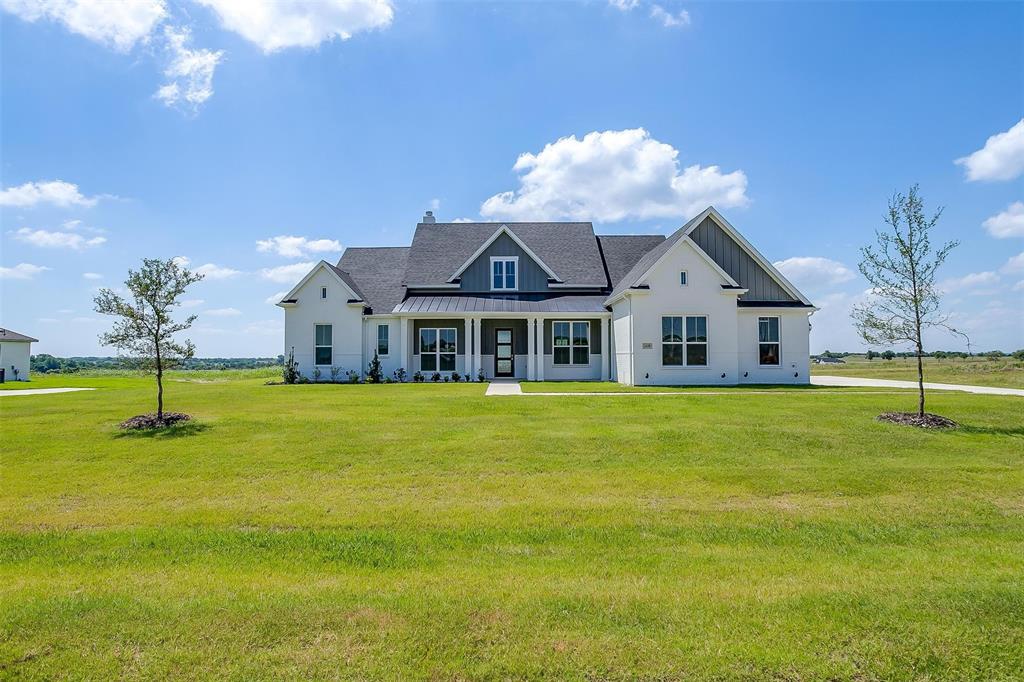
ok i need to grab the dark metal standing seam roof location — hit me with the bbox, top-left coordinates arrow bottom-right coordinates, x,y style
403,222 -> 606,286
393,295 -> 609,314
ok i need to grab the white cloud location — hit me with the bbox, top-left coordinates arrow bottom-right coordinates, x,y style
982,201 -> 1024,238
773,256 -> 855,289
0,263 -> 50,280
260,261 -> 315,283
195,263 -> 241,279
82,272 -> 102,280
256,235 -> 342,258
649,5 -> 690,27
56,308 -> 74,314
195,0 -> 394,53
12,227 -> 106,249
172,255 -> 191,267
939,271 -> 1000,295
155,26 -> 224,113
0,0 -> 167,52
451,217 -> 475,223
265,290 -> 288,304
204,307 -> 242,317
1001,251 -> 1024,274
242,318 -> 284,337
179,298 -> 204,308
429,198 -> 441,211
955,119 -> 1024,182
1013,279 -> 1024,292
480,128 -> 748,222
0,180 -> 99,208
608,0 -> 640,9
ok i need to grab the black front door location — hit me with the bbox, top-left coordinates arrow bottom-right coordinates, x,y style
495,328 -> 514,377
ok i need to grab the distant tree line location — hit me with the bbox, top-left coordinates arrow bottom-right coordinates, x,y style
814,349 -> 1024,361
30,355 -> 285,374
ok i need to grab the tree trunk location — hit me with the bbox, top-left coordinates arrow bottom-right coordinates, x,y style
155,345 -> 163,420
916,343 -> 925,418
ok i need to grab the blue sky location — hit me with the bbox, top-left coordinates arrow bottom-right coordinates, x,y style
1,0 -> 1022,356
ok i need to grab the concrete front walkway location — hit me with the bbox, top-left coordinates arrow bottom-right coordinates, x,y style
0,387 -> 95,397
812,375 -> 1024,397
484,380 -> 524,396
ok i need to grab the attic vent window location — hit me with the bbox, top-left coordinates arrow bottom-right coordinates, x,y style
679,271 -> 688,286
321,286 -> 328,299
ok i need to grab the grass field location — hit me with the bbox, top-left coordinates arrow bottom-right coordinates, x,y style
811,355 -> 1024,389
2,372 -> 1023,679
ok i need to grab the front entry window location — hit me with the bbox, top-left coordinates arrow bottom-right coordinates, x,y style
314,324 -> 332,365
553,321 -> 589,365
420,327 -> 456,372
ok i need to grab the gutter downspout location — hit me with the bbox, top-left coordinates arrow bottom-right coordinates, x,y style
628,294 -> 635,386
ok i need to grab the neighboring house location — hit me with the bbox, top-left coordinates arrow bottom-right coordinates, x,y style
277,206 -> 816,385
814,356 -> 846,364
0,328 -> 37,382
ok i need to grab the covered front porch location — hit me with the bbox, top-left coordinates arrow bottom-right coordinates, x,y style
392,296 -> 612,381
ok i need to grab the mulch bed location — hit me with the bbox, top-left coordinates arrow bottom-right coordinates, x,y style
876,412 -> 958,429
119,412 -> 192,430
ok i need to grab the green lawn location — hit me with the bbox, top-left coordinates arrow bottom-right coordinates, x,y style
812,355 -> 1024,389
2,373 -> 1023,679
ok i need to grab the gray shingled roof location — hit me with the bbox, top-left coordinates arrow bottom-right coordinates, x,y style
403,222 -> 605,287
0,328 -> 38,342
337,247 -> 409,313
395,295 -> 608,314
598,235 -> 667,291
324,263 -> 366,301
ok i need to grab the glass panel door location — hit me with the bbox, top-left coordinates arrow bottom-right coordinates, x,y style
494,328 -> 514,377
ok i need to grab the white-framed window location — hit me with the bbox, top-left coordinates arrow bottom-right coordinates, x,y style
662,315 -> 708,366
758,316 -> 780,366
679,271 -> 688,286
552,320 -> 590,365
314,324 -> 333,365
419,327 -> 457,372
377,324 -> 390,356
490,256 -> 518,291
320,286 -> 328,299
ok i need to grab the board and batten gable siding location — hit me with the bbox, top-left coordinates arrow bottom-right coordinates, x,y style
689,216 -> 795,302
457,232 -> 553,292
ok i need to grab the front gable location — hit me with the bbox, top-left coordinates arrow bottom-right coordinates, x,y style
276,261 -> 364,308
635,236 -> 739,294
446,226 -> 562,293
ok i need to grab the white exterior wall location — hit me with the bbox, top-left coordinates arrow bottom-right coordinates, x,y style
364,316 -> 405,379
611,301 -> 633,385
618,240 -> 742,386
283,266 -> 364,379
737,310 -> 811,384
0,341 -> 31,381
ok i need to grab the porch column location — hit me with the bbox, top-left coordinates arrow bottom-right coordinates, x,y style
600,317 -> 610,381
536,317 -> 545,382
399,317 -> 410,376
473,316 -> 483,380
464,317 -> 472,378
526,317 -> 536,381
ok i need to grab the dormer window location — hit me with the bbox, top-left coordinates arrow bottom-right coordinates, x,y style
491,257 -> 518,290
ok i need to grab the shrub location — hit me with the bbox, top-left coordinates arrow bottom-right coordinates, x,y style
346,370 -> 360,384
312,367 -> 322,383
431,372 -> 441,383
367,351 -> 383,383
330,365 -> 342,383
282,347 -> 299,384
477,368 -> 486,382
413,371 -> 424,383
451,371 -> 461,382
393,367 -> 407,383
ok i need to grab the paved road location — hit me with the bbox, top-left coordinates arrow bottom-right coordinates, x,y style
0,387 -> 96,397
811,375 -> 1024,397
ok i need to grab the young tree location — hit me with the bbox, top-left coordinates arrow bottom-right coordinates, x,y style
94,258 -> 203,421
852,185 -> 967,417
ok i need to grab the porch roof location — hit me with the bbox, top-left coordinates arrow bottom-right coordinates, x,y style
393,295 -> 608,315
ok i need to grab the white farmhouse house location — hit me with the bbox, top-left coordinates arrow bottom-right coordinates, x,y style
0,327 -> 37,382
277,207 -> 816,385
